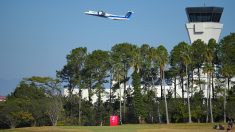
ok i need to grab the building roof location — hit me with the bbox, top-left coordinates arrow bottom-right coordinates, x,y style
0,96 -> 6,101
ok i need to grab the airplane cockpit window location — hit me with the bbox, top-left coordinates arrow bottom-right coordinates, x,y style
98,11 -> 105,16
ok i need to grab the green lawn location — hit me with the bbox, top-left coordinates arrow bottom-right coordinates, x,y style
0,123 -> 229,132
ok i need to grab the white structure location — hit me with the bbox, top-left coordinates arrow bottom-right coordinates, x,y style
63,81 -> 174,104
185,7 -> 224,98
185,7 -> 223,43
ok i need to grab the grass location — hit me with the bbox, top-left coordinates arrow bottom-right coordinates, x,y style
0,123 -> 229,132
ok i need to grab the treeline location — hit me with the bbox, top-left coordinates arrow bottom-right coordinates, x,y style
0,33 -> 235,129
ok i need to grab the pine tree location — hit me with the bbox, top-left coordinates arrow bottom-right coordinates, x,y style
132,66 -> 145,123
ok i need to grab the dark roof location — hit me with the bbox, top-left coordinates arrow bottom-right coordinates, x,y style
186,7 -> 224,22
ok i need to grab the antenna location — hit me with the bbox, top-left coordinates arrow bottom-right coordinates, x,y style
203,0 -> 206,7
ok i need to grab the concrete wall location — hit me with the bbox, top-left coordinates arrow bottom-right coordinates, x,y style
186,22 -> 223,44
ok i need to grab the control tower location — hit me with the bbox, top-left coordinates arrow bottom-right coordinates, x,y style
185,7 -> 223,44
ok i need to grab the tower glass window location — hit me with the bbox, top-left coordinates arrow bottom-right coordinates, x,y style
186,7 -> 223,22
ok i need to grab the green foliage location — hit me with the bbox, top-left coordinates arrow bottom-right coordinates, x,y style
143,90 -> 157,123
219,33 -> 235,78
168,99 -> 187,123
132,68 -> 146,123
0,82 -> 51,128
191,39 -> 206,69
190,91 -> 205,122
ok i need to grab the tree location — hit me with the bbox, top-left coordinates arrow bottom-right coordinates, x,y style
24,76 -> 63,126
191,90 -> 204,123
170,42 -> 189,101
191,39 -> 206,91
3,81 -> 49,127
219,33 -> 235,91
111,43 -> 136,123
219,33 -> 235,123
0,99 -> 33,128
86,50 -> 110,125
156,45 -> 169,124
140,44 -> 152,92
143,90 -> 156,123
180,43 -> 192,123
203,39 -> 215,123
132,65 -> 145,123
227,86 -> 235,120
57,47 -> 87,125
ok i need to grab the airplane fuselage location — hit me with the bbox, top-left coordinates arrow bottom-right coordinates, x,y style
84,10 -> 133,20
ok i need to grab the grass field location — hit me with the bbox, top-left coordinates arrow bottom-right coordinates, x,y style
0,123 -> 230,132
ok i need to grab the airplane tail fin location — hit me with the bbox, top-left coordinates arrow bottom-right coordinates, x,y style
125,11 -> 133,18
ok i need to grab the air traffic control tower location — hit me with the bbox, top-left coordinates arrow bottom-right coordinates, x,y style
185,7 -> 223,44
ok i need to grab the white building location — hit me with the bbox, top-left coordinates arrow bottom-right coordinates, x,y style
63,81 -> 173,104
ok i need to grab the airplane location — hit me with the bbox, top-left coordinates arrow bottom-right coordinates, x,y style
84,10 -> 133,20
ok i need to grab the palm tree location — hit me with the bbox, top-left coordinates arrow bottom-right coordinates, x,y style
140,44 -> 152,92
203,40 -> 214,123
191,39 -> 206,91
180,44 -> 192,123
170,42 -> 189,101
157,45 -> 169,124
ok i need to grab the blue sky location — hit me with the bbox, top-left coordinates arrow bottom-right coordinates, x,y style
0,0 -> 235,96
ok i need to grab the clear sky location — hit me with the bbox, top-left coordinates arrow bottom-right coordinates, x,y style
0,0 -> 235,96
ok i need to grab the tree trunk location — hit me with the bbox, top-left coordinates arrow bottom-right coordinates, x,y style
10,122 -> 16,129
109,72 -> 113,114
157,102 -> 161,123
160,70 -> 163,100
191,69 -> 194,95
119,79 -> 122,125
227,78 -> 230,91
212,71 -> 215,99
181,75 -> 184,102
123,70 -> 127,123
88,74 -> 92,102
198,67 -> 201,91
224,80 -> 227,123
186,65 -> 192,123
78,89 -> 82,125
163,68 -> 169,124
52,119 -> 58,126
209,72 -> 214,123
151,75 -> 155,91
174,77 -> 177,98
206,73 -> 209,123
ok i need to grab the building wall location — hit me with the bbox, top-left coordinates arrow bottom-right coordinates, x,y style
186,22 -> 223,43
63,82 -> 173,104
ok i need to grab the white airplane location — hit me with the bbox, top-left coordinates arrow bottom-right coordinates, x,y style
84,10 -> 133,20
